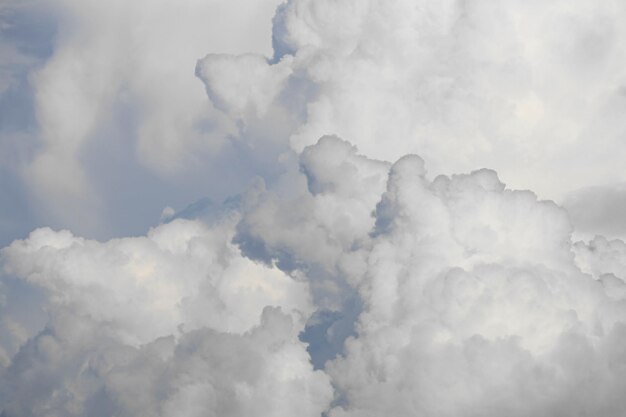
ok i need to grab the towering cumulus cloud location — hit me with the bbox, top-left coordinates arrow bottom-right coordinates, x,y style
2,0 -> 626,416
199,0 -> 626,201
328,155 -> 626,416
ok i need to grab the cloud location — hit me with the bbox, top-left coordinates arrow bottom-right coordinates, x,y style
234,136 -> 389,305
1,308 -> 332,417
0,212 -> 332,415
324,152 -> 626,416
563,184 -> 626,240
196,54 -> 293,119
230,136 -> 389,367
2,214 -> 313,344
3,0 -> 626,415
0,0 -> 56,246
5,0 -> 626,240
5,131 -> 626,415
202,0 -> 626,203
220,135 -> 626,414
574,236 -> 626,292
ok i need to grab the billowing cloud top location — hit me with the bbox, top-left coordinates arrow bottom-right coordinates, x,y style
2,0 -> 626,416
1,215 -> 332,416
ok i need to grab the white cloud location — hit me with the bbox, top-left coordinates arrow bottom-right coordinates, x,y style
204,0 -> 626,204
6,0 -> 626,238
2,214 -> 314,344
6,132 -> 626,415
1,308 -> 332,417
3,0 -> 626,415
234,136 -> 389,308
325,152 -> 626,416
0,211 -> 332,415
196,53 -> 293,119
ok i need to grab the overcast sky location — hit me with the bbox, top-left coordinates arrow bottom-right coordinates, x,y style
1,1 -> 626,416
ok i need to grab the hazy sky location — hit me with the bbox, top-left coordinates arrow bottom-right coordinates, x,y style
1,1 -> 626,416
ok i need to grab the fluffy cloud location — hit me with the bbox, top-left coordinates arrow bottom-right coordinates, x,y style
201,0 -> 626,203
5,132 -> 626,415
1,0 -> 285,239
236,136 -> 388,272
3,0 -> 626,415
1,308 -> 332,417
5,0 -> 626,239
325,152 -> 626,416
0,213 -> 332,416
216,136 -> 626,415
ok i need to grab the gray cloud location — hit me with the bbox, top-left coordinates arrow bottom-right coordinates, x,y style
563,184 -> 626,240
1,307 -> 332,417
325,151 -> 626,417
0,0 -> 286,243
1,213 -> 332,416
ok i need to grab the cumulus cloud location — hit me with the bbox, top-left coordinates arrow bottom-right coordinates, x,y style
231,136 -> 389,366
5,131 -> 626,415
236,136 -> 388,273
200,0 -> 626,203
0,212 -> 332,416
1,308 -> 332,417
325,150 -> 626,416
5,0 -> 626,238
3,0 -> 626,415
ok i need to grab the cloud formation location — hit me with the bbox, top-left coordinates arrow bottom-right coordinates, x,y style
1,0 -> 285,240
1,214 -> 332,416
4,0 -> 626,239
201,0 -> 626,202
325,151 -> 626,416
2,0 -> 626,416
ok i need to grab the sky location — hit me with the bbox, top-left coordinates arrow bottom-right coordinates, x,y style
1,0 -> 626,416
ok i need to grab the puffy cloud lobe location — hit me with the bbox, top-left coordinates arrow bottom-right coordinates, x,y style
300,136 -> 389,198
1,308 -> 332,417
2,216 -> 313,343
574,236 -> 626,300
232,136 -> 388,366
324,154 -> 626,416
196,54 -> 293,119
234,137 -> 388,304
0,214 -> 332,416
